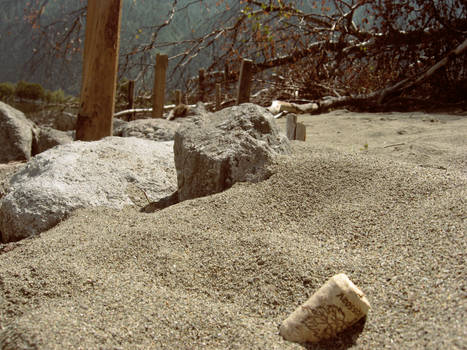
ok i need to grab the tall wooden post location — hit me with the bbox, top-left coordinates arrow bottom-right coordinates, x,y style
198,68 -> 205,102
152,53 -> 168,118
236,59 -> 254,105
76,0 -> 122,141
215,83 -> 221,110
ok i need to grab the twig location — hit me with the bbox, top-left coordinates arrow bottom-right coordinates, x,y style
383,143 -> 406,148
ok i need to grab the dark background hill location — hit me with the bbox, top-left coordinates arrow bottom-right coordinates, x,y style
0,0 -> 239,95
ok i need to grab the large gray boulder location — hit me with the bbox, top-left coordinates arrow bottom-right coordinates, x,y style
114,103 -> 209,141
0,137 -> 176,242
32,126 -> 74,155
0,102 -> 38,163
174,103 -> 290,201
50,111 -> 77,131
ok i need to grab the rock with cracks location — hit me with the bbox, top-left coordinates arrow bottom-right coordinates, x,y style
0,102 -> 38,163
174,103 -> 290,201
0,137 -> 176,242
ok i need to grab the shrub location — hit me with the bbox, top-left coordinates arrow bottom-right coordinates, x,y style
0,82 -> 15,101
15,80 -> 45,101
45,88 -> 66,103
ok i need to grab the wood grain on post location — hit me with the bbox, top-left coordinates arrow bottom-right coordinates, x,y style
152,53 -> 168,118
236,59 -> 254,105
215,83 -> 221,110
198,68 -> 205,102
175,89 -> 182,105
76,0 -> 122,141
286,114 -> 297,140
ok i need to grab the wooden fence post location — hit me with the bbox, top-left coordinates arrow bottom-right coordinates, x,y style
224,63 -> 229,83
76,0 -> 122,141
198,68 -> 205,102
236,59 -> 254,105
286,115 -> 306,141
152,53 -> 168,118
175,89 -> 182,105
295,122 -> 306,141
215,83 -> 221,110
286,114 -> 297,140
128,80 -> 135,109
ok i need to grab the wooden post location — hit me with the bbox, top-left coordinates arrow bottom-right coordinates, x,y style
215,83 -> 221,110
76,0 -> 122,141
198,68 -> 205,102
286,114 -> 297,140
127,80 -> 135,109
236,59 -> 254,105
127,80 -> 135,120
174,89 -> 182,105
224,63 -> 229,83
295,122 -> 306,141
152,53 -> 168,118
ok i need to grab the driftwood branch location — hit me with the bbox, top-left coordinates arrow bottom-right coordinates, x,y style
378,38 -> 467,104
269,38 -> 467,114
114,104 -> 195,118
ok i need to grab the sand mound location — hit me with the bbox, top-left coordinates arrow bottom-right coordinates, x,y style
0,110 -> 465,349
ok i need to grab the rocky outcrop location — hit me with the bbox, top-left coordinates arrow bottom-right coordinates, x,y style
32,126 -> 74,155
51,111 -> 77,131
114,118 -> 177,141
0,102 -> 38,163
114,103 -> 209,141
174,103 -> 290,201
0,137 -> 176,242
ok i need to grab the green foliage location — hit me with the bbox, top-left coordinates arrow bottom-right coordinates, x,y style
44,88 -> 67,103
15,80 -> 45,101
0,82 -> 15,101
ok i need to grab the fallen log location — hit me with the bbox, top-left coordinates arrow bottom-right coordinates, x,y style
114,104 -> 196,118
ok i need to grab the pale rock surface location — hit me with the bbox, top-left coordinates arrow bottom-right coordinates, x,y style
174,103 -> 290,201
0,102 -> 38,163
0,137 -> 176,242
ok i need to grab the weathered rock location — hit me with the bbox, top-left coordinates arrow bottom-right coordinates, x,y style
114,103 -> 209,141
51,112 -> 77,131
0,102 -> 38,163
32,126 -> 73,155
112,117 -> 128,134
114,118 -> 177,141
0,137 -> 176,242
52,112 -> 126,133
174,103 -> 290,201
167,102 -> 209,121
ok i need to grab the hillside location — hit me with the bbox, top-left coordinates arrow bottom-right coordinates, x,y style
0,0 -> 236,94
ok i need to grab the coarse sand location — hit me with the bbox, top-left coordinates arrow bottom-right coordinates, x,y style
0,109 -> 466,349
